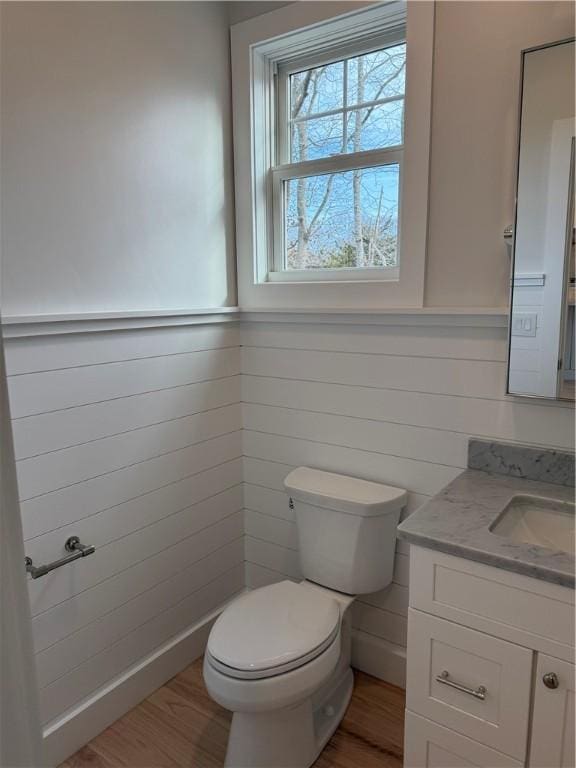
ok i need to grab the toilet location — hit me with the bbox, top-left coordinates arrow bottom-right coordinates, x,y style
203,467 -> 407,768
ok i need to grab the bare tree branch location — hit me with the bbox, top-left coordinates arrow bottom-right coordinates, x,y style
291,70 -> 313,118
361,61 -> 405,126
308,173 -> 335,233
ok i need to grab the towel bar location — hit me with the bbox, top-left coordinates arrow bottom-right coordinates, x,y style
25,536 -> 95,579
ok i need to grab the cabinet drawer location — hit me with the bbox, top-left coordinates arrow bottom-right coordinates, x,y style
409,547 -> 574,661
404,711 -> 523,768
406,609 -> 533,759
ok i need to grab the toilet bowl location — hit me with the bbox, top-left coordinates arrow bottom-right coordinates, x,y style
204,467 -> 407,768
204,580 -> 355,767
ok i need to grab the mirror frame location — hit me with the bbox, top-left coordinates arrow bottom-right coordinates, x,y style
507,36 -> 576,401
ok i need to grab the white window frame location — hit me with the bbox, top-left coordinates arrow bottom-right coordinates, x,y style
231,1 -> 435,310
271,29 -> 406,281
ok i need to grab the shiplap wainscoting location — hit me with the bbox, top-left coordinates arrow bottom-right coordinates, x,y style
240,318 -> 575,688
4,311 -> 575,765
3,320 -> 243,765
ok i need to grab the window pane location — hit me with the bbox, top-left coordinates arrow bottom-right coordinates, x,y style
291,114 -> 344,162
290,61 -> 343,119
346,101 -> 404,153
347,44 -> 406,105
287,43 -> 406,161
284,164 -> 400,270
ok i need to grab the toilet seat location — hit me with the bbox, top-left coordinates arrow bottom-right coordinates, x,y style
206,629 -> 339,680
207,581 -> 340,680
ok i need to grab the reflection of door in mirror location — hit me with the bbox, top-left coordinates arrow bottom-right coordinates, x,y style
508,39 -> 575,400
558,137 -> 575,399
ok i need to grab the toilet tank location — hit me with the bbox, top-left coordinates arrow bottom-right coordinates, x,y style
284,467 -> 407,595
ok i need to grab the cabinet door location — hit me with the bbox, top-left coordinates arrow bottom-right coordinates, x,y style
404,711 -> 523,768
530,654 -> 575,768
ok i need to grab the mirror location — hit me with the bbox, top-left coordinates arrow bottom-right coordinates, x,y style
508,39 -> 575,400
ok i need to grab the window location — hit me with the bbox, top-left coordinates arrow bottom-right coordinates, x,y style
231,2 -> 434,308
272,37 -> 406,279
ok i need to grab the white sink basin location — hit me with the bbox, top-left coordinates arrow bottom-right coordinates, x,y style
490,495 -> 575,555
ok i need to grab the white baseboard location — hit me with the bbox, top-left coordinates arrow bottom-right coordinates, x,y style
42,604 -> 405,766
42,608 -> 221,766
351,628 -> 406,689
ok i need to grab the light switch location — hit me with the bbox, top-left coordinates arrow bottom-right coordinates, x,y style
511,312 -> 538,337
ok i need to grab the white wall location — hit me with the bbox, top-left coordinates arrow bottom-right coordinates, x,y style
4,0 -> 572,315
227,0 -> 291,25
0,2 -> 236,316
240,317 -> 575,685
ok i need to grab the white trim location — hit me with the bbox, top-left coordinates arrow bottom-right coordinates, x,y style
241,307 -> 509,327
0,306 -> 509,338
267,266 -> 400,283
41,605 -> 228,766
232,1 -> 434,310
539,118 -> 575,397
289,95 -> 404,127
41,600 -> 408,765
251,3 -> 407,64
2,307 -> 239,324
272,146 -> 404,181
1,307 -> 240,338
351,628 -> 406,688
513,273 -> 546,287
269,7 -> 407,72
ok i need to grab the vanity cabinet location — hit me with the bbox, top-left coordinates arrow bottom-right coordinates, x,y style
403,547 -> 575,768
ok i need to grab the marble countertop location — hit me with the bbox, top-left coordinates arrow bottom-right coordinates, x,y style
397,469 -> 575,588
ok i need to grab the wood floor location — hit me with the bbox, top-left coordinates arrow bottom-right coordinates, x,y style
61,658 -> 406,768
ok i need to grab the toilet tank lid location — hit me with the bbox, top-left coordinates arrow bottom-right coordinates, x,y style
284,467 -> 407,517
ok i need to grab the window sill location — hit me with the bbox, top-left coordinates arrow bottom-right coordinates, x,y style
266,267 -> 400,284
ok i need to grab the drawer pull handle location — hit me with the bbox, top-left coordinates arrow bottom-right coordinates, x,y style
436,670 -> 487,700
